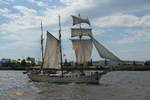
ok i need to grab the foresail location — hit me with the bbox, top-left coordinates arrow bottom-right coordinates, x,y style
92,38 -> 121,62
71,28 -> 92,37
43,32 -> 61,69
72,15 -> 90,26
72,39 -> 93,64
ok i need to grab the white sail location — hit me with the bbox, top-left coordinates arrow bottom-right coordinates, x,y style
71,28 -> 92,37
43,32 -> 61,69
92,38 -> 121,62
72,39 -> 93,64
72,15 -> 90,26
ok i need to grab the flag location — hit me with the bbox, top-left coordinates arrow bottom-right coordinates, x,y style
63,53 -> 66,56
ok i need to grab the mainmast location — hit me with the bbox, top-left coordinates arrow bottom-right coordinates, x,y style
59,16 -> 63,77
71,14 -> 92,73
78,14 -> 82,39
41,21 -> 44,70
78,14 -> 84,72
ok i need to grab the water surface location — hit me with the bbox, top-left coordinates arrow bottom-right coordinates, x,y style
0,71 -> 150,100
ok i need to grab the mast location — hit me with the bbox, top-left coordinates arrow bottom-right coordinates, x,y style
41,21 -> 44,70
71,14 -> 93,73
59,16 -> 63,77
78,14 -> 84,73
78,14 -> 82,39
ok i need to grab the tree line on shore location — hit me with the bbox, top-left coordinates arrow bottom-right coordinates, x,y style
0,57 -> 40,70
0,57 -> 150,70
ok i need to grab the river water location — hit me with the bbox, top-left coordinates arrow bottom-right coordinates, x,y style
0,71 -> 150,100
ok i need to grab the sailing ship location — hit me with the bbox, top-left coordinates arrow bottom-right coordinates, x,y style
27,15 -> 121,84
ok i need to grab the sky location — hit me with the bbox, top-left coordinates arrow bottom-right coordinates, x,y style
0,0 -> 150,61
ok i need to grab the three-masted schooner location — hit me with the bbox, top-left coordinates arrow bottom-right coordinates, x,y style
27,15 -> 121,84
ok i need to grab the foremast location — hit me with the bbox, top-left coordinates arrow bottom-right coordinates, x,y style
71,14 -> 92,71
78,14 -> 82,39
71,14 -> 121,69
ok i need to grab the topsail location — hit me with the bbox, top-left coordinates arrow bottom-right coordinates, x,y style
71,28 -> 92,37
92,38 -> 121,62
72,15 -> 91,26
43,31 -> 61,69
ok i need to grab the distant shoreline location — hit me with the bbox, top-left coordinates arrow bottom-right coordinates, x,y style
0,65 -> 150,71
0,67 -> 26,70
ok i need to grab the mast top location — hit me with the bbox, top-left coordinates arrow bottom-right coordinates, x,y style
71,14 -> 92,38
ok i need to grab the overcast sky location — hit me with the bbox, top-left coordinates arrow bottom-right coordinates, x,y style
0,0 -> 150,61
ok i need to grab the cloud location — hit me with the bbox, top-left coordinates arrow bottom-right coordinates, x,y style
112,29 -> 150,44
116,43 -> 150,60
0,0 -> 14,5
59,0 -> 110,15
1,6 -> 42,34
93,14 -> 150,27
1,0 -> 150,60
79,0 -> 150,18
0,6 -> 42,59
13,6 -> 37,15
0,39 -> 40,59
0,8 -> 10,14
27,0 -> 47,6
0,28 -> 41,59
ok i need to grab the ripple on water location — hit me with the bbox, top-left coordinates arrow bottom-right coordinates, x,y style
0,71 -> 150,100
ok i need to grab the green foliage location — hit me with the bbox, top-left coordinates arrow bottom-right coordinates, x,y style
144,61 -> 150,66
21,59 -> 26,66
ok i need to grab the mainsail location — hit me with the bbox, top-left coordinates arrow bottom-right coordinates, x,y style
92,38 -> 121,62
72,15 -> 90,26
71,28 -> 92,37
43,31 -> 61,69
72,39 -> 93,64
